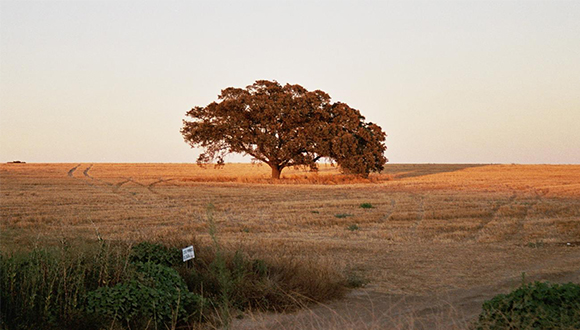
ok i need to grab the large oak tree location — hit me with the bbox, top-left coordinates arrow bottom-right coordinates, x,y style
181,80 -> 387,179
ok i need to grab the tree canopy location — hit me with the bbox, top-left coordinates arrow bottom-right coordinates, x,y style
181,80 -> 387,179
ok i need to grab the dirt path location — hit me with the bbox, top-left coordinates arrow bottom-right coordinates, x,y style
234,253 -> 580,330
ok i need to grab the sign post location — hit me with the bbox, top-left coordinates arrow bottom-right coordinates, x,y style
182,245 -> 195,262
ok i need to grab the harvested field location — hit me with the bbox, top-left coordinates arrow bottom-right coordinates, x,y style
1,163 -> 579,328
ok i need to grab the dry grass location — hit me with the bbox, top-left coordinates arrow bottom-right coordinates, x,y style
1,163 -> 579,328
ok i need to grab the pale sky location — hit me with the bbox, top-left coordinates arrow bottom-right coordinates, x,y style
1,1 -> 579,164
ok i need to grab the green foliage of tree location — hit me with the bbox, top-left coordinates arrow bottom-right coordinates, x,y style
181,80 -> 387,179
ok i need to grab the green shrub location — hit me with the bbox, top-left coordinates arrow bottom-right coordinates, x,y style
86,262 -> 203,328
335,213 -> 353,219
129,241 -> 181,267
476,281 -> 580,330
359,203 -> 374,209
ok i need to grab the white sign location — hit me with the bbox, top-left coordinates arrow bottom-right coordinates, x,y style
182,245 -> 195,262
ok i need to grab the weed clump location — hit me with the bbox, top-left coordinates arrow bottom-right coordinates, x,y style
345,271 -> 369,288
347,224 -> 360,231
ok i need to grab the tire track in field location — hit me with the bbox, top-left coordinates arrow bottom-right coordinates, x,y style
147,178 -> 174,195
68,164 -> 140,202
509,189 -> 545,242
115,178 -> 174,196
124,178 -> 160,196
83,164 -> 113,187
83,164 -> 93,178
113,177 -> 173,198
472,192 -> 517,241
122,178 -> 153,193
113,178 -> 132,192
101,175 -> 149,202
66,165 -> 176,205
412,195 -> 425,234
80,164 -> 97,187
67,164 -> 81,177
380,199 -> 397,222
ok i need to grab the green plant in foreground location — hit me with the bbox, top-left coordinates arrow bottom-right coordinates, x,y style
359,203 -> 374,209
476,280 -> 580,330
86,262 -> 203,328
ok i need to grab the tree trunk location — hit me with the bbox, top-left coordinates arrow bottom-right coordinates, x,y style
270,164 -> 282,179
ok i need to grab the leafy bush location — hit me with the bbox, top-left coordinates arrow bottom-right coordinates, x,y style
86,262 -> 203,328
129,241 -> 181,267
476,281 -> 580,330
360,203 -> 374,209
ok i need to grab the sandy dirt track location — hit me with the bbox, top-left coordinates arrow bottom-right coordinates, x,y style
234,261 -> 580,329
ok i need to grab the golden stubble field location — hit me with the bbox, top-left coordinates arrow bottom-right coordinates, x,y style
1,163 -> 579,328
